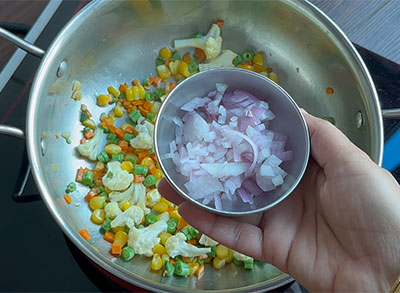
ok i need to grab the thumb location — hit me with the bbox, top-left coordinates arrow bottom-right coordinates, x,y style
301,110 -> 372,171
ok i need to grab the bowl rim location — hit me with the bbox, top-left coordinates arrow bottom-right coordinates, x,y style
154,67 -> 310,216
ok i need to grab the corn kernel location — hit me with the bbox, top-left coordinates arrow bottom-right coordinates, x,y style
213,257 -> 226,269
72,91 -> 82,101
91,209 -> 106,224
253,53 -> 264,66
113,231 -> 128,246
216,244 -> 229,259
105,186 -> 112,194
160,197 -> 173,207
237,64 -> 255,71
269,72 -> 279,83
169,210 -> 181,221
159,47 -> 172,59
105,144 -> 121,155
204,256 -> 212,264
157,64 -> 172,80
125,153 -> 138,162
168,60 -> 180,75
225,249 -> 233,263
141,157 -> 155,168
82,118 -> 96,129
89,196 -> 106,210
159,232 -> 172,245
154,169 -> 163,180
151,253 -> 163,271
121,201 -> 131,211
72,80 -> 82,91
178,62 -> 191,77
153,244 -> 166,255
108,86 -> 120,98
131,86 -> 140,100
189,263 -> 199,276
260,71 -> 269,77
138,86 -> 145,99
106,115 -> 115,125
153,202 -> 168,213
161,253 -> 170,266
113,104 -> 124,117
125,87 -> 134,101
121,161 -> 134,173
112,226 -> 125,233
97,94 -> 110,107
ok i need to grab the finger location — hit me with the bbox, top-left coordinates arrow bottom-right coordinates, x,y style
178,201 -> 265,260
157,179 -> 186,205
301,110 -> 371,170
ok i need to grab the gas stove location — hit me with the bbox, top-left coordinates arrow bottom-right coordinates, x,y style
1,1 -> 399,291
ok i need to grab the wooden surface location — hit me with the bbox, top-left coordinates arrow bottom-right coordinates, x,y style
0,0 -> 49,69
311,0 -> 400,64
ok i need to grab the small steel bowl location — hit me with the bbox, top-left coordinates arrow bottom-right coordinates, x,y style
155,68 -> 310,215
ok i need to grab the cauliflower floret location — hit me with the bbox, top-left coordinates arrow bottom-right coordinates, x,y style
165,232 -> 211,258
198,234 -> 219,247
232,250 -> 253,262
145,189 -> 161,208
127,220 -> 167,256
77,128 -> 103,161
111,206 -> 144,228
102,161 -> 133,191
109,184 -> 134,204
158,211 -> 170,222
104,202 -> 122,219
131,183 -> 150,214
174,24 -> 222,60
199,50 -> 236,71
130,120 -> 154,149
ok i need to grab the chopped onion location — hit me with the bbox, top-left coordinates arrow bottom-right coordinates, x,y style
168,84 -> 293,210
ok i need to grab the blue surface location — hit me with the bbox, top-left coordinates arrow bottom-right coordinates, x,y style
383,129 -> 400,171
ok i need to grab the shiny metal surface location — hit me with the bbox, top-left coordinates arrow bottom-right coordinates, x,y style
4,0 -> 389,291
0,27 -> 45,58
0,125 -> 25,139
382,109 -> 400,119
155,68 -> 310,216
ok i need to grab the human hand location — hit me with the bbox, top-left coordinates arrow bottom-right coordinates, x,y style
158,111 -> 400,291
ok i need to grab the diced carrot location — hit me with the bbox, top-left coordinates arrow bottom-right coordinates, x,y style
118,98 -> 124,104
143,100 -> 153,111
241,61 -> 253,66
127,106 -> 136,113
182,52 -> 191,63
326,87 -> 334,94
63,195 -> 72,204
111,243 -> 122,255
216,20 -> 224,27
108,94 -> 114,104
84,167 -> 92,173
115,128 -> 125,139
83,109 -> 92,118
169,83 -> 176,91
165,58 -> 172,66
128,146 -> 135,153
125,125 -> 135,134
181,256 -> 193,263
138,152 -> 148,163
153,76 -> 162,87
169,259 -> 176,265
80,138 -> 86,144
140,217 -> 145,225
148,76 -> 155,86
195,264 -> 204,277
133,79 -> 141,87
132,100 -> 145,106
119,83 -> 128,93
123,100 -> 131,108
149,166 -> 157,175
79,229 -> 90,240
93,169 -> 103,180
139,106 -> 149,117
118,140 -> 129,152
134,175 -> 145,183
177,217 -> 188,230
85,189 -> 97,202
150,153 -> 157,162
198,254 -> 208,260
103,118 -> 117,134
96,179 -> 103,186
167,206 -> 175,213
195,48 -> 206,63
84,131 -> 94,140
188,238 -> 198,245
76,168 -> 85,183
104,231 -> 115,243
146,186 -> 150,193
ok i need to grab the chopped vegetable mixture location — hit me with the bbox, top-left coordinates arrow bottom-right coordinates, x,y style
67,22 -> 277,278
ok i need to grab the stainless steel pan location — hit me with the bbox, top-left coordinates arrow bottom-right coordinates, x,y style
1,0 -> 399,291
